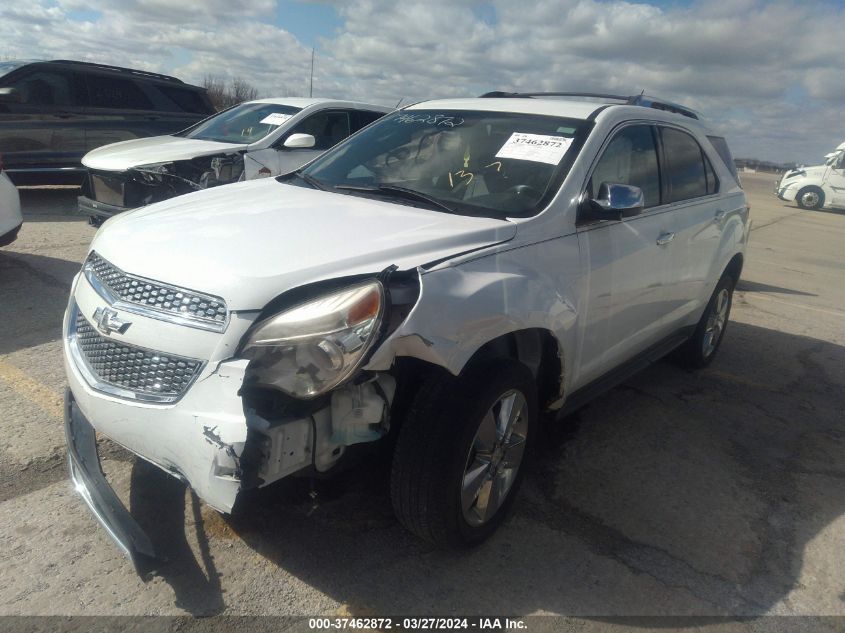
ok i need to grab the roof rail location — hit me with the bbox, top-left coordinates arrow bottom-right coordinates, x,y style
478,91 -> 699,120
48,60 -> 185,84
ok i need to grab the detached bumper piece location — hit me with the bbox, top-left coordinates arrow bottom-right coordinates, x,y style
64,389 -> 159,575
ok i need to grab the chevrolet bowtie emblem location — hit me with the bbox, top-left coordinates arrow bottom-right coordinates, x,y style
93,307 -> 131,335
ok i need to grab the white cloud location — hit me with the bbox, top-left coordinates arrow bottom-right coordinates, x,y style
1,0 -> 844,163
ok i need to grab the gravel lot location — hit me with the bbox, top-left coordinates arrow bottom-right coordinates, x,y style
0,173 -> 843,623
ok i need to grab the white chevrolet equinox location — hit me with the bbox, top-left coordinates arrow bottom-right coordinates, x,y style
63,92 -> 749,570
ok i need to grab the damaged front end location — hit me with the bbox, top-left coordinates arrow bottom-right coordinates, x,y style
78,153 -> 245,226
64,263 -> 419,571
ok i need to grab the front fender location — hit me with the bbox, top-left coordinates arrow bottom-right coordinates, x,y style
365,237 -> 581,391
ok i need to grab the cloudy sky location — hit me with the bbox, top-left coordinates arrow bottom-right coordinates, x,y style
1,0 -> 843,164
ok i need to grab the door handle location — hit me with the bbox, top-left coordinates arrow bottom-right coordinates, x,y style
714,210 -> 727,223
656,232 -> 675,246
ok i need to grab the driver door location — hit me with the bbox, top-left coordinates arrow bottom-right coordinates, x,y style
828,153 -> 845,207
575,124 -> 676,387
245,110 -> 352,178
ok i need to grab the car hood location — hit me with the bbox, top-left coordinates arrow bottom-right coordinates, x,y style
783,164 -> 827,181
91,178 -> 517,310
82,135 -> 246,172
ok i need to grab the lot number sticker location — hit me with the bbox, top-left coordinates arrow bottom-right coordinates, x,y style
260,113 -> 293,126
495,133 -> 573,165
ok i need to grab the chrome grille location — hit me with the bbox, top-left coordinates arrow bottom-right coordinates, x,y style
84,252 -> 228,331
74,310 -> 203,402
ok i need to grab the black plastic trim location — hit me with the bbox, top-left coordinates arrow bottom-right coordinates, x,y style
560,326 -> 694,417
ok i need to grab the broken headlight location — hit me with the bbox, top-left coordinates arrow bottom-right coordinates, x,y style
240,281 -> 384,399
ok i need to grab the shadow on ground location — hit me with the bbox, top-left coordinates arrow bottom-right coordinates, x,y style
124,321 -> 844,617
0,252 -> 82,355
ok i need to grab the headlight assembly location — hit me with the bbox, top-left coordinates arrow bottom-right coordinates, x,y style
240,281 -> 385,399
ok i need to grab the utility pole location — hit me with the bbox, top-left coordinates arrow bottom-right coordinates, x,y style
309,47 -> 314,98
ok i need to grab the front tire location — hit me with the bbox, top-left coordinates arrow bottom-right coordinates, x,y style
390,359 -> 538,547
674,274 -> 735,369
796,186 -> 824,210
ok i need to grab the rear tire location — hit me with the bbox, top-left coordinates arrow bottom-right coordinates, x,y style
674,274 -> 734,369
390,359 -> 538,547
796,186 -> 824,210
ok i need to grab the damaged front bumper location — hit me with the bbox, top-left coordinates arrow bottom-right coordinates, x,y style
78,195 -> 130,226
64,388 -> 159,572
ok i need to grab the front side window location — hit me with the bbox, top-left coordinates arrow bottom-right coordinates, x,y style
287,111 -> 352,150
181,103 -> 302,143
662,127 -> 708,202
588,125 -> 661,208
300,109 -> 588,218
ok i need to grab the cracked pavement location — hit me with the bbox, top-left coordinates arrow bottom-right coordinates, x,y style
0,175 -> 842,621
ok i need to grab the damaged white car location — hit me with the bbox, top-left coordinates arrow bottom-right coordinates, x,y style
77,98 -> 390,225
64,92 -> 748,571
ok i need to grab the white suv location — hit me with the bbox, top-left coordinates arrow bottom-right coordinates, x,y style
63,92 -> 748,569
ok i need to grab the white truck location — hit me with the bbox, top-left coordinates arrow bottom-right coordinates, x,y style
775,141 -> 845,210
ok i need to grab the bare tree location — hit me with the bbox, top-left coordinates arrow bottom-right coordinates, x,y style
202,74 -> 260,111
231,77 -> 259,104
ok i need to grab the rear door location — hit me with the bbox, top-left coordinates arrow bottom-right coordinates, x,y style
82,73 -> 159,150
659,126 -> 725,327
575,123 -> 676,385
0,65 -> 88,172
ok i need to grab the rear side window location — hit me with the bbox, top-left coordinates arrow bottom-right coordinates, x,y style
707,135 -> 740,184
86,75 -> 153,110
10,71 -> 87,107
661,127 -> 708,202
157,85 -> 211,114
589,125 -> 661,208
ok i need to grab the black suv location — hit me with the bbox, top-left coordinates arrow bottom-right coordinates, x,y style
0,60 -> 215,185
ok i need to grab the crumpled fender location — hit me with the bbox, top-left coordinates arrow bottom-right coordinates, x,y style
365,237 -> 581,393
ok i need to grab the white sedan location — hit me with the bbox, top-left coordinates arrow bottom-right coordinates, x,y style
0,158 -> 22,247
78,98 -> 391,225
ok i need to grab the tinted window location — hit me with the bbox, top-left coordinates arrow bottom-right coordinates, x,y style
157,85 -> 210,114
706,135 -> 740,184
661,127 -> 707,202
352,110 -> 386,132
589,125 -> 661,208
86,75 -> 152,110
10,71 -> 86,107
704,153 -> 718,194
288,111 -> 351,150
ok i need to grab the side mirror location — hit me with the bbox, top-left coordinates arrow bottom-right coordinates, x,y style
0,87 -> 21,104
283,133 -> 316,149
585,182 -> 645,220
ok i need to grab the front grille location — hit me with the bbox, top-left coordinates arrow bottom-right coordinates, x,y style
84,252 -> 228,331
74,310 -> 203,401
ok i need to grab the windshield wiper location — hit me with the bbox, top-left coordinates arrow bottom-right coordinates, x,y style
292,170 -> 329,191
335,184 -> 456,214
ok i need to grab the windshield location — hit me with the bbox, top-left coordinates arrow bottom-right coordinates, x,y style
181,102 -> 302,143
0,61 -> 30,78
300,109 -> 589,218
